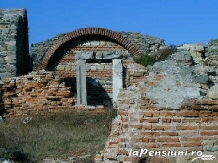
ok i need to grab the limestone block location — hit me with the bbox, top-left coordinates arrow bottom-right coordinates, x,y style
65,65 -> 71,71
172,50 -> 192,61
90,41 -> 99,46
208,90 -> 218,99
177,43 -> 205,63
76,51 -> 94,60
105,64 -> 112,70
76,59 -> 87,105
96,51 -> 122,59
96,65 -> 105,70
56,65 -> 65,70
177,43 -> 204,52
91,65 -> 97,70
113,59 -> 123,107
192,74 -> 209,84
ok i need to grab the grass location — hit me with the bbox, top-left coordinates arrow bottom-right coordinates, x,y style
0,109 -> 117,162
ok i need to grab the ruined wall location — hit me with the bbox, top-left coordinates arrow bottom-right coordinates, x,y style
96,41 -> 218,163
1,70 -> 74,118
31,32 -> 155,105
0,9 -> 30,81
31,31 -> 165,69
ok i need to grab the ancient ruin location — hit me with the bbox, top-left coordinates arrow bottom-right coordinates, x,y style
1,8 -> 218,163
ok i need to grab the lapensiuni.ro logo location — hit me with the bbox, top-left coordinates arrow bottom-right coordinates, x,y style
129,149 -> 216,162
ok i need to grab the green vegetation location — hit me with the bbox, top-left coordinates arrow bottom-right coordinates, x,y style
133,45 -> 177,67
0,109 -> 117,162
133,53 -> 156,66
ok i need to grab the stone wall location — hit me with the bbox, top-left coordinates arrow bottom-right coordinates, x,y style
0,9 -> 30,81
31,30 -> 165,69
31,36 -> 149,106
95,43 -> 218,163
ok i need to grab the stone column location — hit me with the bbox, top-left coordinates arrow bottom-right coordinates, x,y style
112,59 -> 123,107
76,59 -> 87,105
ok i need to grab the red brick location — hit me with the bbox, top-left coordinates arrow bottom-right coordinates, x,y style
183,142 -> 201,147
143,143 -> 159,148
189,105 -> 208,110
143,125 -> 152,130
179,131 -> 199,136
162,118 -> 171,123
176,125 -> 199,130
201,125 -> 217,132
122,124 -> 128,128
141,99 -> 151,105
202,100 -> 218,105
143,112 -> 153,117
172,118 -> 181,122
140,118 -> 159,123
211,105 -> 218,110
200,131 -> 218,136
199,111 -> 211,117
160,111 -> 176,116
181,137 -> 201,142
152,111 -> 160,117
132,124 -> 142,129
161,132 -> 179,136
177,111 -> 199,117
142,138 -> 149,142
157,137 -> 180,142
118,138 -> 126,142
212,112 -> 218,116
199,84 -> 208,89
182,118 -> 201,123
202,117 -> 218,122
141,131 -> 160,136
119,111 -> 128,116
140,106 -> 147,109
149,138 -> 156,142
121,117 -> 128,122
152,125 -> 174,130
154,74 -> 166,80
147,81 -> 160,86
109,141 -> 118,145
162,143 -> 181,147
192,99 -> 201,105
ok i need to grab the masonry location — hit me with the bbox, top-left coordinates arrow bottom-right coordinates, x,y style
0,8 -> 218,163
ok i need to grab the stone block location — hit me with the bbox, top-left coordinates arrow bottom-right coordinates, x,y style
7,44 -> 16,51
91,65 -> 97,70
204,147 -> 218,152
192,74 -> 209,84
113,59 -> 123,107
96,51 -> 122,59
76,51 -> 94,60
208,90 -> 218,99
56,65 -> 65,70
173,50 -> 192,61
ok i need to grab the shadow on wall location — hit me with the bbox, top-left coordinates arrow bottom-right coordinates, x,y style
60,77 -> 113,107
59,77 -> 77,97
0,92 -> 6,117
86,77 -> 112,107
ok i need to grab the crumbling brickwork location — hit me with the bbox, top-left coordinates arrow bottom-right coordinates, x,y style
1,70 -> 74,117
96,76 -> 218,163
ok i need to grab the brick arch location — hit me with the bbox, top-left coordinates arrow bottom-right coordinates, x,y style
37,27 -> 140,70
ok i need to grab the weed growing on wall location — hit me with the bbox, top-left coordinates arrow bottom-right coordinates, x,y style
133,45 -> 177,67
133,53 -> 156,66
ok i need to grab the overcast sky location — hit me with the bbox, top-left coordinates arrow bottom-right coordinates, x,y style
1,0 -> 218,46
